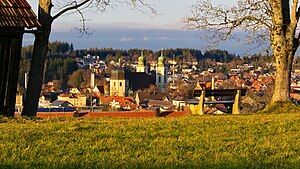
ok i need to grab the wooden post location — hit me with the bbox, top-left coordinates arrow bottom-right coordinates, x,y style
232,90 -> 241,114
0,35 -> 22,116
211,77 -> 215,101
190,105 -> 196,115
90,72 -> 95,112
155,108 -> 160,117
198,90 -> 205,115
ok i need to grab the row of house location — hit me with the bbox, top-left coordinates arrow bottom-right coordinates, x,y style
15,48 -> 300,113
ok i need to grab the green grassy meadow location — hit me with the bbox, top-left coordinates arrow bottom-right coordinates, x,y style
0,114 -> 300,168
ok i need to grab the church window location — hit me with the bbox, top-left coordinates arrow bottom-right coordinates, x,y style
120,82 -> 122,86
114,82 -> 116,86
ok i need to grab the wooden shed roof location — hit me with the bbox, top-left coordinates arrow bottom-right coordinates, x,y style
0,0 -> 40,28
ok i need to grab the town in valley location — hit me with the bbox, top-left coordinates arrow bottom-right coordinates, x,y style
15,43 -> 300,115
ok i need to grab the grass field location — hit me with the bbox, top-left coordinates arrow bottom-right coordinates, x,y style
0,113 -> 300,168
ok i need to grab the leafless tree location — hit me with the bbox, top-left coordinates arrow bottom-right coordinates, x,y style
184,0 -> 300,104
22,0 -> 155,116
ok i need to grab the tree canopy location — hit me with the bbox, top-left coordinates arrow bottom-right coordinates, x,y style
184,0 -> 300,104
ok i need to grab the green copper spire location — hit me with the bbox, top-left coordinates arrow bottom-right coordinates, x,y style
158,49 -> 164,67
138,50 -> 144,66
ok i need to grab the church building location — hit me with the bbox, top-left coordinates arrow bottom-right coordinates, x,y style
109,50 -> 169,96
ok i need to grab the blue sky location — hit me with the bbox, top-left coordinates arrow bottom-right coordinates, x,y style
25,0 -> 251,55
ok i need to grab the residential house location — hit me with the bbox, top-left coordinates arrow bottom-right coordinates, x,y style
172,96 -> 186,111
208,68 -> 215,73
135,91 -> 171,110
15,95 -> 23,107
229,69 -> 241,76
147,99 -> 173,112
39,95 -> 51,107
182,68 -> 193,74
99,96 -> 136,110
69,88 -> 81,94
89,86 -> 106,97
57,94 -> 87,108
15,95 -> 23,112
135,91 -> 170,105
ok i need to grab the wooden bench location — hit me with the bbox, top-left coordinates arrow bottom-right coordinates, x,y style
192,89 -> 247,115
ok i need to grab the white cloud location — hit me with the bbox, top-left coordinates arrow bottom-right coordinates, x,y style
75,21 -> 184,31
143,37 -> 149,41
157,36 -> 169,40
120,37 -> 134,42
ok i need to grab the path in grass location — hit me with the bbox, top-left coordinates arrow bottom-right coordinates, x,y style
0,114 -> 300,168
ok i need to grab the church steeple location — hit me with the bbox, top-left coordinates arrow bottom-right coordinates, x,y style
156,49 -> 167,92
158,49 -> 165,67
136,49 -> 148,73
109,68 -> 128,96
138,50 -> 144,67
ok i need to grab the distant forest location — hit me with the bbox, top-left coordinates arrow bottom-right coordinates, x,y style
19,41 -> 274,91
21,41 -> 242,61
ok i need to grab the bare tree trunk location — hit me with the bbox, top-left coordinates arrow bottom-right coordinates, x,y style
271,47 -> 293,103
269,0 -> 298,104
22,0 -> 53,116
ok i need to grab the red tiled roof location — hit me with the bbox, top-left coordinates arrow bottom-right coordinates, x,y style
0,0 -> 40,28
205,82 -> 212,89
100,96 -> 135,106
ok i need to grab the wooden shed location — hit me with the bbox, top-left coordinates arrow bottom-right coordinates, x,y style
0,0 -> 40,116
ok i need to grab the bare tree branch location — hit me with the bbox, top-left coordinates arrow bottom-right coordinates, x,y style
72,7 -> 91,37
183,0 -> 272,50
52,0 -> 156,36
134,0 -> 157,15
53,0 -> 156,20
52,0 -> 91,20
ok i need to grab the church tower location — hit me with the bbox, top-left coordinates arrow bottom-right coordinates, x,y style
136,50 -> 148,73
156,50 -> 167,92
110,68 -> 129,96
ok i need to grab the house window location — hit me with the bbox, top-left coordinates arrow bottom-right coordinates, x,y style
120,82 -> 122,87
114,82 -> 116,86
158,76 -> 161,83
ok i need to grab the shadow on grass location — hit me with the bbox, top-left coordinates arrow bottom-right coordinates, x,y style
1,160 -> 300,169
258,101 -> 300,114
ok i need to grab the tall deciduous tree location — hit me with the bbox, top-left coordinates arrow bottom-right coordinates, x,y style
22,0 -> 155,116
184,0 -> 300,104
68,69 -> 90,88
